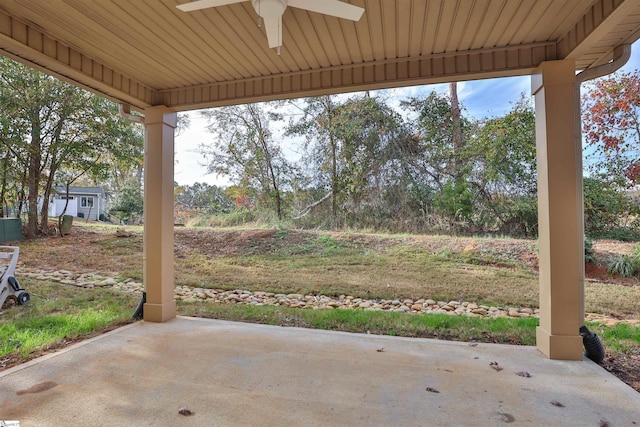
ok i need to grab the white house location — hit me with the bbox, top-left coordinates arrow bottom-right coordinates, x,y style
49,186 -> 109,221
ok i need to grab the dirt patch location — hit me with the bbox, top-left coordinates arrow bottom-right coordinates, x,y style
585,262 -> 640,286
602,347 -> 640,393
586,262 -> 610,281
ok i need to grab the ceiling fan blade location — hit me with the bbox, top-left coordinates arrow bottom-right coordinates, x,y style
176,0 -> 246,12
263,15 -> 282,48
287,0 -> 364,21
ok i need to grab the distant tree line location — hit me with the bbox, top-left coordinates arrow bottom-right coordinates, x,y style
192,71 -> 640,239
2,52 -> 638,240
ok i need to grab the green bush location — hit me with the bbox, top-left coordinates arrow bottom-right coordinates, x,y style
110,184 -> 143,224
606,244 -> 640,277
434,180 -> 474,222
221,208 -> 255,226
584,237 -> 595,263
497,196 -> 538,237
584,176 -> 636,238
607,254 -> 636,277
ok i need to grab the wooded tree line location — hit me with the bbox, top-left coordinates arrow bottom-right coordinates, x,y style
2,53 -> 638,239
0,57 -> 144,237
195,88 -> 538,234
193,71 -> 640,238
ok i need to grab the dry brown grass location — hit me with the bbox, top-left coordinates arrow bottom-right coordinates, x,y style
14,223 -> 640,316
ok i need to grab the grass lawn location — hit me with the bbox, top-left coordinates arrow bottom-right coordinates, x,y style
1,281 -> 137,367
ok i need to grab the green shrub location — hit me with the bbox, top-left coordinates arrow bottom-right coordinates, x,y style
607,254 -> 636,277
633,243 -> 640,259
497,196 -> 538,237
607,243 -> 640,277
223,208 -> 255,225
584,237 -> 595,263
584,176 -> 636,238
434,180 -> 474,222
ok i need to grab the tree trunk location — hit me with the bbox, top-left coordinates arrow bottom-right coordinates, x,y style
136,164 -> 143,185
449,82 -> 463,181
257,127 -> 282,221
40,161 -> 57,234
26,119 -> 42,238
326,99 -> 339,229
331,135 -> 338,229
271,178 -> 282,221
40,115 -> 67,234
17,168 -> 27,219
0,150 -> 9,218
40,181 -> 53,233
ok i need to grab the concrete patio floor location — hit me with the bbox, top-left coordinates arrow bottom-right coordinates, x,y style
1,317 -> 638,426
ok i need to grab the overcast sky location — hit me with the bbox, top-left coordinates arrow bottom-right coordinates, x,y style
174,41 -> 640,187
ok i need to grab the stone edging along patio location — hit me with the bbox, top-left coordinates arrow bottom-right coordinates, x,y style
16,267 -> 637,326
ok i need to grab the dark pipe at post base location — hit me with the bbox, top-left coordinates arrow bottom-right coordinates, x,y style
579,325 -> 605,364
132,291 -> 146,320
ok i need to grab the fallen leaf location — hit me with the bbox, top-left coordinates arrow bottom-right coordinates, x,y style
425,387 -> 440,393
376,347 -> 384,352
489,361 -> 503,372
444,369 -> 453,373
550,400 -> 564,408
515,371 -> 531,378
178,407 -> 193,416
599,421 -> 610,427
498,412 -> 515,423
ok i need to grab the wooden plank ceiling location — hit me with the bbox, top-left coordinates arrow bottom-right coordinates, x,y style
1,0 -> 640,112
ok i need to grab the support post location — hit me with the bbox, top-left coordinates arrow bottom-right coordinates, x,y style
143,106 -> 177,322
532,60 -> 584,360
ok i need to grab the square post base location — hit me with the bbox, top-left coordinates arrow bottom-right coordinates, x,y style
143,301 -> 177,323
536,326 -> 584,360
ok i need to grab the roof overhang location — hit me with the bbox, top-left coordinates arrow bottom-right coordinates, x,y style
1,0 -> 640,112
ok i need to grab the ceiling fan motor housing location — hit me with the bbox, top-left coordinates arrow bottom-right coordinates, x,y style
252,0 -> 287,18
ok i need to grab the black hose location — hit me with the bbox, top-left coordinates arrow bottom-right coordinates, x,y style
132,291 -> 146,320
579,325 -> 605,364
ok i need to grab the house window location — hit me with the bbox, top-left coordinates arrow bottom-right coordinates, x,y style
81,196 -> 94,208
60,196 -> 74,200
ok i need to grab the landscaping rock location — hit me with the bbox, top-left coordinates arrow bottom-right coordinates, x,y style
16,267 -> 634,325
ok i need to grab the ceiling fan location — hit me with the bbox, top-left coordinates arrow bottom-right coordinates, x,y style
176,0 -> 365,52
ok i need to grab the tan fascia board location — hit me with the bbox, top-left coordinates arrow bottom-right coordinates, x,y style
158,42 -> 558,111
557,0 -> 640,67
